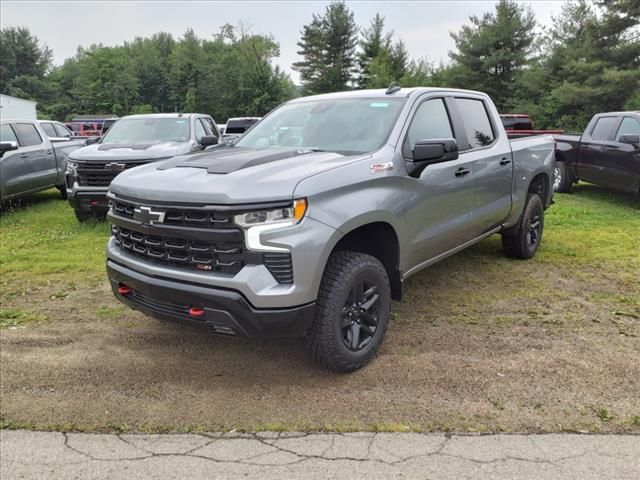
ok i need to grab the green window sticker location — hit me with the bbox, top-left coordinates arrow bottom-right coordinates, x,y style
370,102 -> 389,108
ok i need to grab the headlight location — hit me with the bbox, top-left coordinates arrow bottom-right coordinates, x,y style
66,160 -> 78,173
234,199 -> 307,228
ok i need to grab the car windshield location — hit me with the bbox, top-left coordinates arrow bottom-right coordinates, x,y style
101,117 -> 190,144
236,98 -> 406,155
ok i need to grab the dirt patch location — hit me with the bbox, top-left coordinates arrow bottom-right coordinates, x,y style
2,240 -> 639,433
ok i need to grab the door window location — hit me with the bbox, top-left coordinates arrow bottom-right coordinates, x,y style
590,117 -> 619,141
455,98 -> 495,149
1,124 -> 19,143
615,117 -> 640,140
195,118 -> 207,141
54,123 -> 73,137
40,122 -> 57,138
405,98 -> 453,152
13,123 -> 43,147
203,117 -> 218,136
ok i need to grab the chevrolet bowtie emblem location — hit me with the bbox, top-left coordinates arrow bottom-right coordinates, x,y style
133,206 -> 166,225
105,162 -> 126,170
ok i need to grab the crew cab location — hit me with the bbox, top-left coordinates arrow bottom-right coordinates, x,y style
105,87 -> 555,372
553,111 -> 640,196
66,113 -> 219,222
1,119 -> 83,203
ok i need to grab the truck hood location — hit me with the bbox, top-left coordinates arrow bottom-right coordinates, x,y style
69,141 -> 190,162
109,146 -> 368,204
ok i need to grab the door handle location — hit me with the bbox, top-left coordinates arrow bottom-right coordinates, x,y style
455,167 -> 470,177
499,157 -> 511,166
45,150 -> 53,155
20,153 -> 28,158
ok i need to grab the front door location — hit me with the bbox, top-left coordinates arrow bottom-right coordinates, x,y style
402,96 -> 475,270
577,116 -> 621,185
603,116 -> 640,192
11,122 -> 56,193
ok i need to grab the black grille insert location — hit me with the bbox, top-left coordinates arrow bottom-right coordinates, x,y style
113,225 -> 244,275
263,253 -> 294,284
77,161 -> 149,187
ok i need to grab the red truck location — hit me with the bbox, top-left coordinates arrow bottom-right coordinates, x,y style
500,114 -> 564,138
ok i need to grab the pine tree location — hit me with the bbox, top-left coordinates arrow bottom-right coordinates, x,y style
293,1 -> 358,94
357,14 -> 392,88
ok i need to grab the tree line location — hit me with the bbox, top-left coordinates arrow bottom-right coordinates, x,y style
0,0 -> 638,129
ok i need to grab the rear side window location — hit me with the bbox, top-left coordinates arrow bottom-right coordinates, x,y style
13,123 -> 43,147
615,117 -> 640,140
40,122 -> 57,137
1,124 -> 19,143
590,117 -> 619,141
406,98 -> 453,149
456,98 -> 495,149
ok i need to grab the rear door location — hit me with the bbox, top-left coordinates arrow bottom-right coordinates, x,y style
11,122 -> 56,192
577,116 -> 621,185
402,96 -> 475,268
604,116 -> 640,192
452,97 -> 513,236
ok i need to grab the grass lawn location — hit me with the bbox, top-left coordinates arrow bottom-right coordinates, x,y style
1,184 -> 639,433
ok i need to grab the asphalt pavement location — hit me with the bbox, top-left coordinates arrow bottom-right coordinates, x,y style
2,430 -> 639,479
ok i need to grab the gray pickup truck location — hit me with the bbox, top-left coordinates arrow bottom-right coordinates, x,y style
1,119 -> 85,203
105,87 -> 555,372
66,113 -> 219,222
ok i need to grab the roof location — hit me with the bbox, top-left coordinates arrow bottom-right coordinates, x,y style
287,87 -> 489,103
117,113 -> 205,120
72,114 -> 119,120
595,111 -> 640,116
0,94 -> 37,104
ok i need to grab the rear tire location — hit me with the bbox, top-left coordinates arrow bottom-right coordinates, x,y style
306,251 -> 391,373
502,194 -> 544,260
553,162 -> 573,193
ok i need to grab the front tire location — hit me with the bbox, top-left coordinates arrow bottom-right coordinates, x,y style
306,251 -> 391,373
56,185 -> 68,199
553,162 -> 573,193
502,193 -> 544,260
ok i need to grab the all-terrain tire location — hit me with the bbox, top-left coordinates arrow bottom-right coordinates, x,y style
501,193 -> 544,260
306,251 -> 391,373
553,162 -> 573,193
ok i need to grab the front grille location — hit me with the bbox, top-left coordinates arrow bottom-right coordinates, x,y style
126,290 -> 237,335
113,225 -> 244,275
77,161 -> 148,187
110,198 -> 294,283
111,199 -> 234,230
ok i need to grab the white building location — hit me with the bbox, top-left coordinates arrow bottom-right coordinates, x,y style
0,94 -> 37,120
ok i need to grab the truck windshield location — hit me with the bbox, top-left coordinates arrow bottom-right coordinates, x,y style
101,118 -> 190,144
236,98 -> 406,155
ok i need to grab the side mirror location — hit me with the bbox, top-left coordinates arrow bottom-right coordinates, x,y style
0,141 -> 19,158
85,137 -> 100,145
619,134 -> 640,147
200,135 -> 218,147
413,138 -> 458,163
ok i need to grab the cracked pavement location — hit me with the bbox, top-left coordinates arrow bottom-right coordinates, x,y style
2,430 -> 639,479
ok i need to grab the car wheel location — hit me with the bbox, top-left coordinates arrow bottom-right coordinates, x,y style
553,162 -> 573,193
501,193 -> 544,260
306,251 -> 391,373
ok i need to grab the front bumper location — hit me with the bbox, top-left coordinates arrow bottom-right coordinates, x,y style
107,260 -> 315,337
67,188 -> 109,212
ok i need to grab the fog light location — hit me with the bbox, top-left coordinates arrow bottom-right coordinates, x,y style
188,307 -> 205,317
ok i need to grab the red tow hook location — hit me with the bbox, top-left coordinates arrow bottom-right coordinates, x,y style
188,307 -> 205,317
118,284 -> 132,295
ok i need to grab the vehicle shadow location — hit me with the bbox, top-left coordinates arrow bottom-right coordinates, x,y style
569,183 -> 639,208
0,189 -> 64,215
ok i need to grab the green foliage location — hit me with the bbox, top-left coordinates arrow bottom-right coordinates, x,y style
445,0 -> 536,111
293,1 -> 358,94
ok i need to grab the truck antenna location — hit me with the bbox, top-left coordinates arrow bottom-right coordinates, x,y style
385,82 -> 401,95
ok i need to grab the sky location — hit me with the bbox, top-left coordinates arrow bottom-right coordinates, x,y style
1,0 -> 565,82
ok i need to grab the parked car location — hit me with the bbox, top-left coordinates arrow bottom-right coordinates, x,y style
105,87 -> 555,372
553,111 -> 640,196
221,117 -> 261,142
0,119 -> 83,202
64,122 -> 102,137
500,114 -> 564,138
66,113 -> 220,222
